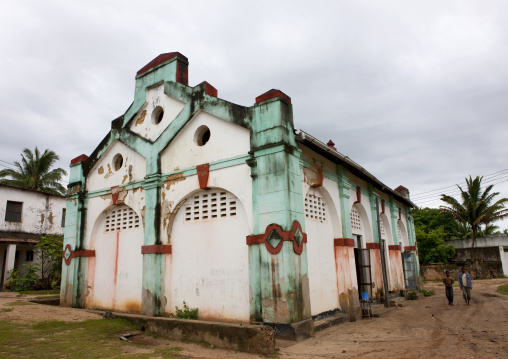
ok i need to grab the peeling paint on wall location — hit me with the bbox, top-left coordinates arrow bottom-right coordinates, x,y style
163,173 -> 186,190
135,110 -> 147,126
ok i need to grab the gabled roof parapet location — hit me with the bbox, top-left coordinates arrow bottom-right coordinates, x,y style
255,89 -> 291,104
70,154 -> 89,165
197,81 -> 218,97
136,52 -> 189,85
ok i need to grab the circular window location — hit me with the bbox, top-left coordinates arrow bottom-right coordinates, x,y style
152,106 -> 164,125
194,125 -> 211,146
113,154 -> 123,171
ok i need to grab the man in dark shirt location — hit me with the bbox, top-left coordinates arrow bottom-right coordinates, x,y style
443,270 -> 454,306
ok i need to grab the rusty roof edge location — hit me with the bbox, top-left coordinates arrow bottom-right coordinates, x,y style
294,129 -> 417,208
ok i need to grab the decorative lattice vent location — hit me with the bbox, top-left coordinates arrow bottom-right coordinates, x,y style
184,190 -> 237,223
304,192 -> 327,222
351,207 -> 362,234
380,219 -> 386,239
397,222 -> 402,242
105,206 -> 140,232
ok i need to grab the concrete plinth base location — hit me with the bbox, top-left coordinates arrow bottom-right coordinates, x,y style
264,318 -> 315,342
91,311 -> 275,355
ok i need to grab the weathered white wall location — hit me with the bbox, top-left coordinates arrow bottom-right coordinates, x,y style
160,110 -> 250,174
501,248 -> 508,277
166,188 -> 250,322
446,234 -> 508,249
0,186 -> 66,235
303,186 -> 340,316
86,141 -> 147,192
129,83 -> 186,142
85,204 -> 144,312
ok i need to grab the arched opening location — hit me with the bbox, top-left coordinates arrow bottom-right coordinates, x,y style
351,203 -> 372,301
87,204 -> 144,312
304,187 -> 340,316
167,188 -> 250,322
398,220 -> 409,250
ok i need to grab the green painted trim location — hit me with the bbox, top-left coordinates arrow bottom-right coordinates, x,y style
337,165 -> 353,238
389,196 -> 400,245
368,184 -> 380,244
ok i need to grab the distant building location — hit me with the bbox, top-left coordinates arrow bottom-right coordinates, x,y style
0,185 -> 66,288
61,52 -> 419,336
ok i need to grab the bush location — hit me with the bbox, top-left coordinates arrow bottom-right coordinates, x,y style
419,289 -> 435,297
407,291 -> 418,300
8,264 -> 40,292
175,301 -> 198,319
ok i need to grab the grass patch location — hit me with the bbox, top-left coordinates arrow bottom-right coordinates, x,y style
0,308 -> 13,313
419,289 -> 435,297
497,284 -> 508,295
33,295 -> 60,300
17,290 -> 60,296
0,318 -> 182,359
5,302 -> 36,306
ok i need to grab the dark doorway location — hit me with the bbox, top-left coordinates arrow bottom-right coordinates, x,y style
354,236 -> 372,301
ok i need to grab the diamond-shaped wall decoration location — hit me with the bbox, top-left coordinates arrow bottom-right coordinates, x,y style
294,227 -> 303,246
64,247 -> 72,261
266,229 -> 283,249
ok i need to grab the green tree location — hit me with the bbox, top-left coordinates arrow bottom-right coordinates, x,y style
440,176 -> 508,248
452,222 -> 472,240
0,147 -> 67,195
36,235 -> 64,289
413,208 -> 457,264
477,224 -> 501,238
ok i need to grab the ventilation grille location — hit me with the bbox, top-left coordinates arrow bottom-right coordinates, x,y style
105,206 -> 140,232
397,222 -> 402,242
351,207 -> 362,234
380,219 -> 386,239
305,192 -> 327,222
185,190 -> 237,223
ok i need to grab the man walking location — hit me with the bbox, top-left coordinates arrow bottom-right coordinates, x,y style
442,270 -> 454,305
458,266 -> 473,305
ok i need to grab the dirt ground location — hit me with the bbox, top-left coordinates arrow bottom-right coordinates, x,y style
1,278 -> 507,358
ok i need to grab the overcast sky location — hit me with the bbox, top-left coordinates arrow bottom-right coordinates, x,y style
1,1 -> 507,228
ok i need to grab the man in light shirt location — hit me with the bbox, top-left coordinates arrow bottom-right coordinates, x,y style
458,266 -> 473,305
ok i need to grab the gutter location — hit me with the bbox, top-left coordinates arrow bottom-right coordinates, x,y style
294,129 -> 417,208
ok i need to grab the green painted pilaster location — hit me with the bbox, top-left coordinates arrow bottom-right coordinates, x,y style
60,161 -> 88,308
141,174 -> 165,316
389,196 -> 400,245
368,184 -> 379,243
337,166 -> 353,238
248,96 -> 311,324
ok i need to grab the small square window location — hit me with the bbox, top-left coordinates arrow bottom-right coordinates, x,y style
5,201 -> 22,222
26,250 -> 34,262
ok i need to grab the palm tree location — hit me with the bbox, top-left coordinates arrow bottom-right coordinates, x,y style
0,147 -> 67,195
477,224 -> 501,238
451,222 -> 472,240
440,176 -> 508,248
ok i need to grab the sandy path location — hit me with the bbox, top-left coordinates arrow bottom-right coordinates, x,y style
1,278 -> 507,358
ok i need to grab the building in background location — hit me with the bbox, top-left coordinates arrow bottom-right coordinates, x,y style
61,52 -> 419,337
0,185 -> 66,288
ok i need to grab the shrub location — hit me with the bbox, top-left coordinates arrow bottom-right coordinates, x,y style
419,289 -> 435,297
175,301 -> 198,319
8,264 -> 40,291
407,291 -> 418,300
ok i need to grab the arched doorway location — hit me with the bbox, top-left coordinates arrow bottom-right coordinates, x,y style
304,187 -> 339,316
168,188 -> 250,322
351,204 -> 372,301
87,204 -> 144,312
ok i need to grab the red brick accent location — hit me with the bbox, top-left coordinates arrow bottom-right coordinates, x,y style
310,167 -> 323,188
355,186 -> 361,203
334,238 -> 355,247
70,154 -> 88,165
327,140 -> 337,151
62,244 -> 95,265
199,81 -> 218,97
366,242 -> 380,250
141,245 -> 172,254
196,163 -> 210,189
137,52 -> 189,86
395,185 -> 408,191
246,221 -> 307,255
404,245 -> 417,252
388,245 -> 401,251
381,199 -> 385,214
255,89 -> 291,104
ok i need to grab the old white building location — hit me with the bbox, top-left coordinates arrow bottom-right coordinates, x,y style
0,185 -> 66,288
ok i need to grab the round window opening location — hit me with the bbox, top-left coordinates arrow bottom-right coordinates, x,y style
113,154 -> 123,171
152,106 -> 164,125
194,125 -> 211,146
